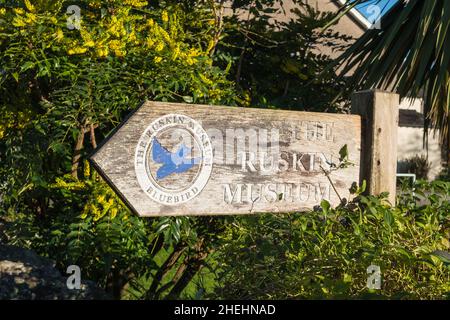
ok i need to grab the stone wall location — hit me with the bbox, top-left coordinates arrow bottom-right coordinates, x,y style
0,244 -> 109,300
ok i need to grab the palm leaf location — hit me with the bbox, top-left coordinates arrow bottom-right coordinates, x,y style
334,0 -> 450,148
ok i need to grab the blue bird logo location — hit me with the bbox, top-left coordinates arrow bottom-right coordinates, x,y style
151,138 -> 201,180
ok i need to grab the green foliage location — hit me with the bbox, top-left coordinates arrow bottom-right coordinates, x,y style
217,1 -> 353,111
211,181 -> 450,299
335,0 -> 450,144
0,0 -> 235,299
402,155 -> 431,180
437,167 -> 450,182
2,0 -> 447,301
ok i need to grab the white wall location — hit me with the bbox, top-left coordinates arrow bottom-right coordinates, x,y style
397,98 -> 443,180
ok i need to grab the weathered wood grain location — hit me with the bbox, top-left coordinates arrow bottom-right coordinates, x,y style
352,90 -> 399,205
91,101 -> 362,216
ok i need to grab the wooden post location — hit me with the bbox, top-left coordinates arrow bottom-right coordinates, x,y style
351,90 -> 399,205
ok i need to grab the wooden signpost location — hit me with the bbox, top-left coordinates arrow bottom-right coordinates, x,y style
90,90 -> 399,217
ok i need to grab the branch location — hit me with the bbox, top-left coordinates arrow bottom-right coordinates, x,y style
71,127 -> 85,178
208,0 -> 226,56
71,123 -> 99,178
89,123 -> 97,149
146,245 -> 187,299
162,237 -> 210,299
320,165 -> 343,203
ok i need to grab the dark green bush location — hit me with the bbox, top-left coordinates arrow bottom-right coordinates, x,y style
211,181 -> 450,299
402,155 -> 431,180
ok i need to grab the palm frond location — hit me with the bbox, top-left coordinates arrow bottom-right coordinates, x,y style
335,0 -> 449,146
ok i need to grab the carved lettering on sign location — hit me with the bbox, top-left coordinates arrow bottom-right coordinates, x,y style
91,101 -> 361,216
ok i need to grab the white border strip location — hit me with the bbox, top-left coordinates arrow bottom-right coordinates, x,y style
337,0 -> 373,30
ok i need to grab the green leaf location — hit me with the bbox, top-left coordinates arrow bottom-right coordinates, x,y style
343,273 -> 352,283
360,180 -> 367,193
431,250 -> 450,265
383,210 -> 394,226
20,61 -> 35,72
339,144 -> 349,162
321,199 -> 331,214
182,96 -> 193,103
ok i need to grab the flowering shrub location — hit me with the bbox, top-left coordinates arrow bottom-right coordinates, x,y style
2,0 -> 446,301
0,0 -> 234,138
0,0 -> 234,299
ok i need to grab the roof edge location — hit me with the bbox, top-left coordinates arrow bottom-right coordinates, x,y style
335,0 -> 373,30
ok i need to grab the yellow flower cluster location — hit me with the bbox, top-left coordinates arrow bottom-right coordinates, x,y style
88,2 -> 101,9
5,1 -> 210,67
143,11 -> 202,66
154,42 -> 164,52
14,8 -> 25,15
81,195 -> 117,221
63,7 -> 134,58
24,0 -> 35,12
80,28 -> 94,47
12,11 -> 37,27
108,15 -> 127,38
96,47 -> 109,58
80,160 -> 123,220
0,108 -> 34,139
48,163 -> 125,222
124,0 -> 148,8
83,160 -> 91,179
54,28 -> 64,42
171,45 -> 180,60
185,48 -> 201,65
51,176 -> 86,191
68,46 -> 88,55
109,39 -> 126,57
161,10 -> 169,23
199,73 -> 213,86
10,1 -> 37,27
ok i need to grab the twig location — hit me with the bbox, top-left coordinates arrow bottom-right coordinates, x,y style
320,165 -> 343,203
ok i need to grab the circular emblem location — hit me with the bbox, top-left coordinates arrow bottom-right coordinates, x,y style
135,114 -> 213,205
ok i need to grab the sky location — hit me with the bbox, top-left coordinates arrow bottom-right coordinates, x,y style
355,0 -> 398,23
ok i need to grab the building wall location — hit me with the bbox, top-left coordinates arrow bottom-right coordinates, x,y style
224,0 -> 365,59
284,0 -> 367,58
397,98 -> 443,180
